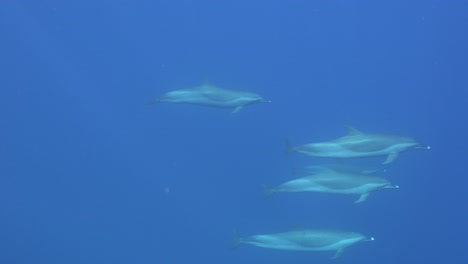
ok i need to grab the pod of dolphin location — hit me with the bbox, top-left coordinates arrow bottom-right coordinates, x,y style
152,83 -> 430,259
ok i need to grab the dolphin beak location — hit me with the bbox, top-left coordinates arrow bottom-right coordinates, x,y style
416,144 -> 431,150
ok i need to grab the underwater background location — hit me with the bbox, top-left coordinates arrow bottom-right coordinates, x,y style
1,0 -> 467,263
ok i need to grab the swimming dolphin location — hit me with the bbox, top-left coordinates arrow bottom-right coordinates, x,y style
150,83 -> 269,113
264,168 -> 398,203
289,127 -> 430,164
232,229 -> 374,259
294,163 -> 384,175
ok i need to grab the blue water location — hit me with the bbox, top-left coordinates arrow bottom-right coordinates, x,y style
1,0 -> 467,263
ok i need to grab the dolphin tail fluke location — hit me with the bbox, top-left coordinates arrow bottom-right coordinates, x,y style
285,139 -> 294,154
290,167 -> 299,175
263,184 -> 275,198
147,97 -> 162,105
291,166 -> 314,175
231,229 -> 242,249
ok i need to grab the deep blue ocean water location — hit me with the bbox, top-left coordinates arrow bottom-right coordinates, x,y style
1,0 -> 467,263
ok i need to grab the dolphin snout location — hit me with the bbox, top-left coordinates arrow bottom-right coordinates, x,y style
415,144 -> 431,150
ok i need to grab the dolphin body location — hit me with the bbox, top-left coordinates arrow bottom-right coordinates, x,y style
233,229 -> 374,259
264,169 -> 398,203
290,127 -> 430,164
294,163 -> 384,175
151,83 -> 268,113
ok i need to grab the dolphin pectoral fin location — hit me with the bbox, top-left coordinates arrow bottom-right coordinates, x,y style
383,152 -> 399,164
355,193 -> 370,203
232,105 -> 244,113
331,248 -> 344,259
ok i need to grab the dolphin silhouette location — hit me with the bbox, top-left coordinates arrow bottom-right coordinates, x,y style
289,127 -> 430,164
294,163 -> 384,175
232,229 -> 374,259
150,83 -> 269,113
264,168 -> 398,203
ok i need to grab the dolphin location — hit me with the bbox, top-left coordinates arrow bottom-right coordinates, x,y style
289,127 -> 430,164
150,83 -> 269,113
264,168 -> 398,203
232,229 -> 374,259
294,163 -> 384,175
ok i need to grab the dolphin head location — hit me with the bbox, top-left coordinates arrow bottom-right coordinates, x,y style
241,94 -> 270,105
331,231 -> 374,250
349,233 -> 374,244
384,184 -> 399,189
377,178 -> 399,190
387,135 -> 431,152
413,143 -> 431,150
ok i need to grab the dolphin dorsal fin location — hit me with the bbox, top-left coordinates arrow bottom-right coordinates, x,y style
202,79 -> 212,85
345,126 -> 363,136
198,78 -> 216,89
292,223 -> 306,231
197,80 -> 218,92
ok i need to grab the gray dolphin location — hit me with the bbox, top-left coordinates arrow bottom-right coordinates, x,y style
294,163 -> 384,175
150,83 -> 269,113
232,229 -> 374,259
289,127 -> 430,164
264,168 -> 398,203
